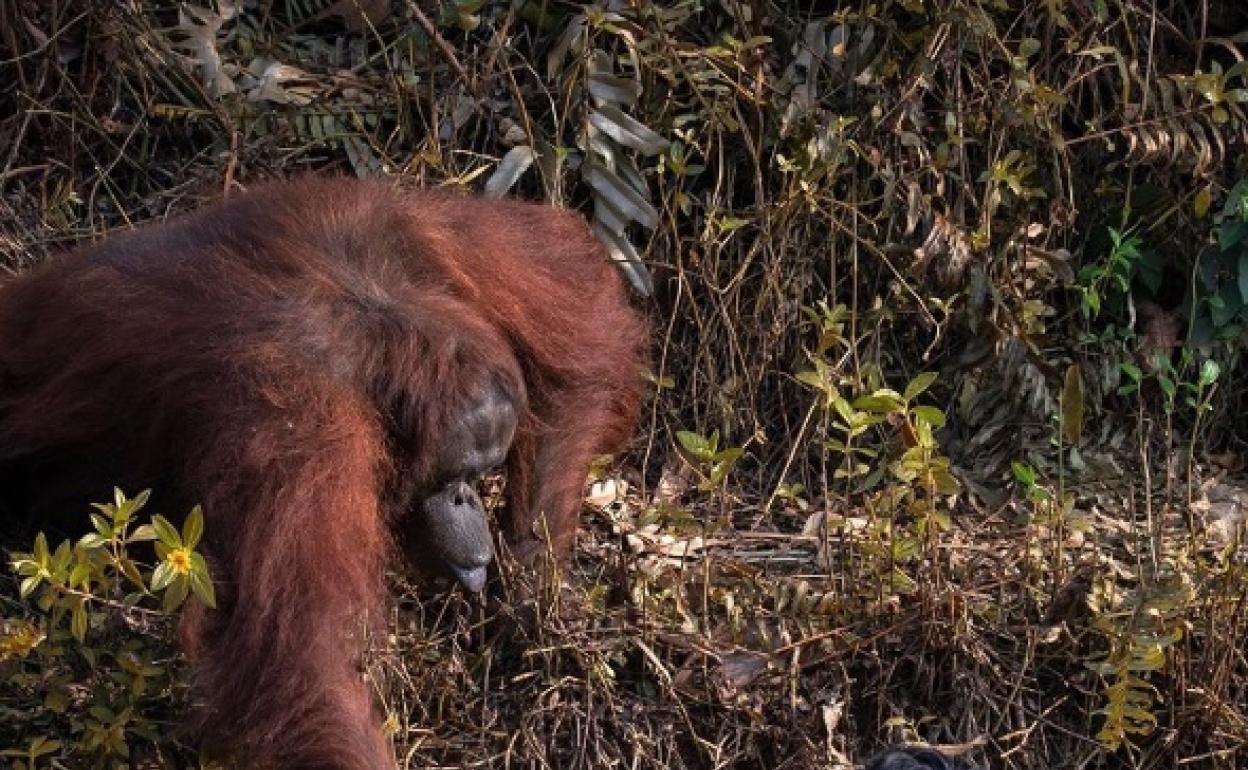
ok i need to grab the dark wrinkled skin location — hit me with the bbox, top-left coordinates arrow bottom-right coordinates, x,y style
421,481 -> 493,591
418,380 -> 518,591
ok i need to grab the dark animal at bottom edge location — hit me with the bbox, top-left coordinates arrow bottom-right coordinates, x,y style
0,176 -> 649,769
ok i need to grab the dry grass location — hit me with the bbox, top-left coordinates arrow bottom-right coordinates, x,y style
356,467 -> 1244,770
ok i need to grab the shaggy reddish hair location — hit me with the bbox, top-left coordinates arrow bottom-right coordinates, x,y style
0,177 -> 649,769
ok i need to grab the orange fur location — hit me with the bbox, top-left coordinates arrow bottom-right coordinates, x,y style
0,177 -> 649,769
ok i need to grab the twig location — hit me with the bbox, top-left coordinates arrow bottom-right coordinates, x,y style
406,1 -> 482,101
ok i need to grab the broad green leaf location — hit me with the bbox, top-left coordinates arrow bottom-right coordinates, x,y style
852,393 -> 904,414
130,524 -> 157,542
77,532 -> 107,550
903,372 -> 938,401
151,515 -> 182,549
912,405 -> 946,427
68,562 -> 91,589
188,565 -> 217,609
162,578 -> 189,614
51,541 -> 72,575
151,561 -> 176,592
183,506 -> 205,550
19,575 -> 42,599
831,395 -> 854,424
1011,461 -> 1037,485
676,431 -> 716,463
90,512 -> 112,536
119,558 -> 147,591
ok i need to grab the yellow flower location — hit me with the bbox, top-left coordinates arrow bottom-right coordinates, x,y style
166,548 -> 192,576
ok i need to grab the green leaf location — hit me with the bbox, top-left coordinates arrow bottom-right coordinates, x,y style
33,532 -> 49,566
852,393 -> 905,414
183,506 -> 205,550
676,431 -> 714,462
68,561 -> 90,589
831,395 -> 854,423
29,736 -> 61,757
1011,461 -> 1037,486
133,488 -> 152,510
903,372 -> 938,401
151,561 -> 176,592
162,578 -> 189,614
190,550 -> 211,574
1085,286 -> 1101,316
795,370 -> 827,390
71,599 -> 88,643
1199,359 -> 1221,387
188,567 -> 217,609
151,515 -> 182,549
911,405 -> 947,427
119,558 -> 147,591
19,575 -> 42,599
77,532 -> 107,550
50,541 -> 72,576
129,524 -> 157,542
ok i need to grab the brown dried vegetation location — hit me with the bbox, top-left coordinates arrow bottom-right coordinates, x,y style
2,2 -> 1247,770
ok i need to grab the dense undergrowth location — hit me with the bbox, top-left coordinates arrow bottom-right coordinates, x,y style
1,1 -> 1247,768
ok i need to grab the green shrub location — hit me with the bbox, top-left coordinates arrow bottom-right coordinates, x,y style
1,490 -> 213,769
